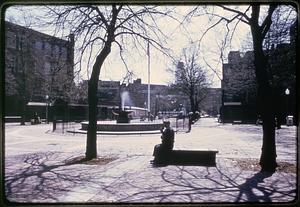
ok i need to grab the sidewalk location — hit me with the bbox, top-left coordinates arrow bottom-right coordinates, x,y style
3,118 -> 298,203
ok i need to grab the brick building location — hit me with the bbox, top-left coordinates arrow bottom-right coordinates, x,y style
124,79 -> 222,117
4,21 -> 74,118
98,80 -> 121,107
124,78 -> 170,115
71,78 -> 221,120
220,23 -> 297,124
200,88 -> 222,116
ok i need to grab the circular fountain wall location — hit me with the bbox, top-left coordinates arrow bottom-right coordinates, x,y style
80,91 -> 163,133
81,121 -> 163,132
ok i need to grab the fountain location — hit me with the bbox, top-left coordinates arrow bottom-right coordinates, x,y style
113,91 -> 133,123
80,91 -> 163,134
113,109 -> 132,123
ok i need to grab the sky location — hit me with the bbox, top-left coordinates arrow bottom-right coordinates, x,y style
5,5 -> 253,88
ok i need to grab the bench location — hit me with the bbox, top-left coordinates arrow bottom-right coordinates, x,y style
153,149 -> 218,167
5,116 -> 22,123
232,120 -> 242,124
30,119 -> 41,125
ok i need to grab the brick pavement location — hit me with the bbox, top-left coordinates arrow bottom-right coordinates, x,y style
3,118 -> 298,204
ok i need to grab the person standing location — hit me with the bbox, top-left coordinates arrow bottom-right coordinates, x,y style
187,112 -> 193,133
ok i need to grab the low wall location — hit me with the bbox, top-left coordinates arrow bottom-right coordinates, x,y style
81,122 -> 163,131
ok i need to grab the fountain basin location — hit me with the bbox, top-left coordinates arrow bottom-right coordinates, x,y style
112,110 -> 133,123
81,121 -> 163,132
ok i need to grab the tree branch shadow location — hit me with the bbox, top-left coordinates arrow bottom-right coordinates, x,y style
111,161 -> 296,203
4,152 -> 109,202
235,172 -> 273,202
5,153 -> 297,203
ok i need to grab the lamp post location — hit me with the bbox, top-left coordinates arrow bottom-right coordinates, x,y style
155,94 -> 158,117
147,41 -> 151,117
45,95 -> 49,124
171,100 -> 175,111
285,88 -> 290,115
285,88 -> 290,126
144,101 -> 147,118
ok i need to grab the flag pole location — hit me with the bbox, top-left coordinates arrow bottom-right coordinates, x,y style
147,41 -> 151,118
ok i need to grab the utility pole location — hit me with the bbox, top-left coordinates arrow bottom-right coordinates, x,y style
147,41 -> 151,119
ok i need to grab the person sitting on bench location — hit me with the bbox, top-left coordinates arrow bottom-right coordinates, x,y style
152,120 -> 175,164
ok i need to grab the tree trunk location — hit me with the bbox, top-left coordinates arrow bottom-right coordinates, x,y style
85,42 -> 112,160
85,5 -> 120,160
251,24 -> 277,172
195,98 -> 199,113
189,94 -> 195,113
20,98 -> 26,125
86,82 -> 98,159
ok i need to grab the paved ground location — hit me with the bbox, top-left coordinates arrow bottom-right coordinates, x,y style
3,118 -> 298,204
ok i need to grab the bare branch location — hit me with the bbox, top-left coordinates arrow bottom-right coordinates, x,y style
114,39 -> 135,84
261,4 -> 278,39
219,5 -> 251,23
202,57 -> 222,81
92,6 -> 109,29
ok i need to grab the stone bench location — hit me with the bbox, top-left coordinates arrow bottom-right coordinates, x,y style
5,116 -> 22,123
153,149 -> 218,167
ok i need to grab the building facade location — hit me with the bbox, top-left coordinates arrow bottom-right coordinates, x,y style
96,78 -> 222,118
200,88 -> 222,116
5,21 -> 74,117
98,80 -> 121,107
127,80 -> 221,117
220,23 -> 297,124
123,78 -> 170,115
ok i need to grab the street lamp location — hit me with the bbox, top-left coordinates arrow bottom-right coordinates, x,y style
155,94 -> 159,117
45,95 -> 49,124
285,88 -> 290,126
285,88 -> 290,114
285,88 -> 290,95
144,101 -> 147,118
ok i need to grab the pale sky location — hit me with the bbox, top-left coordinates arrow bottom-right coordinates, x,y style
5,5 -> 253,88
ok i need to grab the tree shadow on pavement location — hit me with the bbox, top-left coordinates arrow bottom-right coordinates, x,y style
235,172 -> 273,202
5,154 -> 297,203
4,152 -> 105,203
111,162 -> 296,203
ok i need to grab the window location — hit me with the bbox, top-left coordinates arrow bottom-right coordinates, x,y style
60,47 -> 67,59
35,41 -> 42,50
6,32 -> 16,49
51,44 -> 54,57
13,56 -> 22,73
45,42 -> 51,50
32,62 -> 36,73
16,35 -> 20,50
44,61 -> 51,74
55,45 -> 60,54
31,40 -> 36,49
9,57 -> 15,73
20,36 -> 25,50
16,35 -> 25,51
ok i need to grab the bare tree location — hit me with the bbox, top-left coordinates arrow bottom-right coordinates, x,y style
47,5 -> 175,160
263,5 -> 296,50
68,80 -> 88,104
172,44 -> 209,114
188,4 -> 296,172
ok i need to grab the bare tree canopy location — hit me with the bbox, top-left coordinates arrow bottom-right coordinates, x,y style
43,5 -> 180,159
185,4 -> 297,173
173,43 -> 209,113
4,4 -> 296,168
44,5 -> 176,78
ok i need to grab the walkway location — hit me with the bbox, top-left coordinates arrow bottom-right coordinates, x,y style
3,118 -> 297,203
